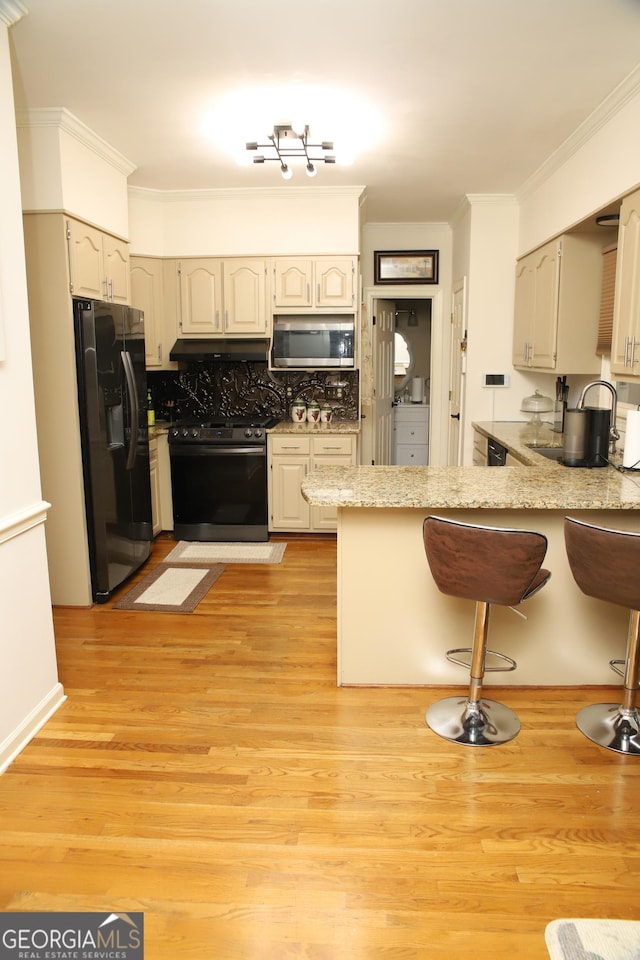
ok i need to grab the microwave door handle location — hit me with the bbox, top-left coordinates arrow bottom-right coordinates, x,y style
121,350 -> 139,471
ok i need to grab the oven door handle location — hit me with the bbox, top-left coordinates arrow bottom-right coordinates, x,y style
169,445 -> 266,456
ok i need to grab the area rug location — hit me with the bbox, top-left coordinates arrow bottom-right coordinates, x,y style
545,918 -> 640,960
164,541 -> 287,565
113,563 -> 225,613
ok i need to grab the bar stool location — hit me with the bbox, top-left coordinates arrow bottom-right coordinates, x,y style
423,516 -> 551,746
564,517 -> 640,755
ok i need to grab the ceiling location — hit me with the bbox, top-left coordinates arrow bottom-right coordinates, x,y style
8,0 -> 640,223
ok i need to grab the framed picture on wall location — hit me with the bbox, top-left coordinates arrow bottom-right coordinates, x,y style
374,250 -> 439,285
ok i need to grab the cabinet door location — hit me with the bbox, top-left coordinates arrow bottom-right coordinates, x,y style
612,188 -> 640,376
310,435 -> 356,530
530,240 -> 559,370
157,432 -> 174,531
67,220 -> 104,299
310,454 -> 354,529
270,457 -> 310,530
179,259 -> 223,335
315,258 -> 355,308
513,257 -> 534,367
131,256 -> 163,367
273,259 -> 313,308
472,430 -> 488,466
149,439 -> 161,537
103,235 -> 130,304
223,259 -> 268,335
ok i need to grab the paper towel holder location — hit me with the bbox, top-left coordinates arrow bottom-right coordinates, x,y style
623,403 -> 640,471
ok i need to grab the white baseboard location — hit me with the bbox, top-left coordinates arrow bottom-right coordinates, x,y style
0,682 -> 66,775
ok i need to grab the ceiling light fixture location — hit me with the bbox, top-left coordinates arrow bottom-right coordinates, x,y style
246,124 -> 335,180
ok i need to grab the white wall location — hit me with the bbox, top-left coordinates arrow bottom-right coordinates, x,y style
17,108 -> 134,239
518,72 -> 640,254
128,185 -> 363,257
0,10 -> 64,774
360,222 -> 452,463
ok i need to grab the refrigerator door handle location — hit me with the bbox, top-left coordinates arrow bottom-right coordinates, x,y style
121,349 -> 139,471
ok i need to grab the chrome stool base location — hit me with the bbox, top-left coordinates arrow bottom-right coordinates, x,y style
576,703 -> 640,755
426,696 -> 521,746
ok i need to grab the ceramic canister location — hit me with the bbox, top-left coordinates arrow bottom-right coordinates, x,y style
320,404 -> 333,423
307,402 -> 321,423
291,401 -> 307,423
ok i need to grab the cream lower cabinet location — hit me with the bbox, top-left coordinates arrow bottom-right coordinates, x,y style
268,433 -> 357,532
149,431 -> 174,534
472,430 -> 488,466
149,437 -> 161,537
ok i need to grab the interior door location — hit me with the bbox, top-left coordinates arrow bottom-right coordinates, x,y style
372,299 -> 395,464
448,279 -> 467,465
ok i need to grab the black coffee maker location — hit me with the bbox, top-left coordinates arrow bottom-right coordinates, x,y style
584,407 -> 610,468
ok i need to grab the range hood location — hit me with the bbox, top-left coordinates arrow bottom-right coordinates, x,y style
169,338 -> 269,362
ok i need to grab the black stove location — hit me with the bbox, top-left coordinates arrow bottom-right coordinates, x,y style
168,417 -> 278,445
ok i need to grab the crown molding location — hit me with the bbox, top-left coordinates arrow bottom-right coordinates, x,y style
517,64 -> 640,202
0,0 -> 27,27
127,184 -> 366,204
15,107 -> 136,177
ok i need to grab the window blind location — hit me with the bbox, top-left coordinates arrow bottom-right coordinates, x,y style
597,243 -> 617,355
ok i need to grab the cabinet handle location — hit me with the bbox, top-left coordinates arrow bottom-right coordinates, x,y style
632,337 -> 638,368
624,336 -> 630,367
307,283 -> 310,302
103,278 -> 109,299
317,283 -> 321,302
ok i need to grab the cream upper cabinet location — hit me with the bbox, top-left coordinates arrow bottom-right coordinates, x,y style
611,187 -> 640,377
223,259 -> 269,335
176,258 -> 269,337
178,258 -> 223,336
67,218 -> 130,304
512,234 -> 602,374
273,257 -> 357,312
130,256 -> 164,368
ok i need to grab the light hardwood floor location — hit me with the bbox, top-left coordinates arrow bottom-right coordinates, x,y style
1,534 -> 639,959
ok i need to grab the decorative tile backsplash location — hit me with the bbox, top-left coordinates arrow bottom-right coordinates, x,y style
147,363 -> 359,422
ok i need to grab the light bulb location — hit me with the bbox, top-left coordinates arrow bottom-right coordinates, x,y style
306,162 -> 317,178
280,163 -> 292,181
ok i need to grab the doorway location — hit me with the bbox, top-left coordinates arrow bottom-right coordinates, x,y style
372,296 -> 432,465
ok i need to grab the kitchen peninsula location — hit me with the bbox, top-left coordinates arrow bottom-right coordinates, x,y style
302,423 -> 640,687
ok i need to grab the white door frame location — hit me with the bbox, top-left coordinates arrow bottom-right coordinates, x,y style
364,285 -> 447,465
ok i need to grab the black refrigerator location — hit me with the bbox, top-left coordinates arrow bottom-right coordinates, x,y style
73,297 -> 153,603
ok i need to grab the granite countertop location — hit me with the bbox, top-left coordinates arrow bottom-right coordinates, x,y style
268,419 -> 361,436
302,420 -> 640,511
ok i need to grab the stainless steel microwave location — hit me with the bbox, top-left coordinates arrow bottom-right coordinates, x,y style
271,316 -> 355,368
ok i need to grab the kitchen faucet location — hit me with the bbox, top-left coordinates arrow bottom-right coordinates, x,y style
577,380 -> 619,454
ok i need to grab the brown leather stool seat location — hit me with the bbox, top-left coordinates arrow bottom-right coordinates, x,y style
564,517 -> 640,755
423,516 -> 551,746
